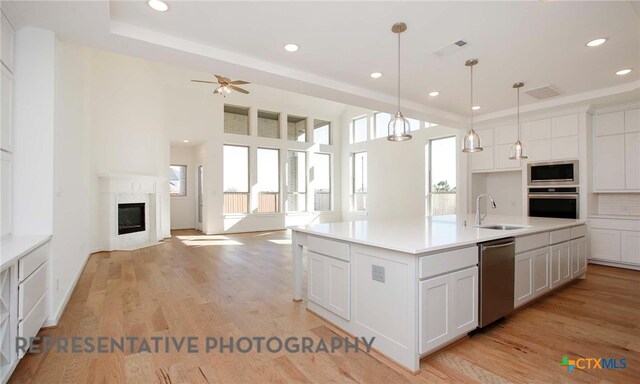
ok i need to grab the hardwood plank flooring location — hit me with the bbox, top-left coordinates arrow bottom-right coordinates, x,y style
9,230 -> 640,383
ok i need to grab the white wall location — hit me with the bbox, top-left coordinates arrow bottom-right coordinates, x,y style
170,144 -> 197,229
340,106 -> 465,222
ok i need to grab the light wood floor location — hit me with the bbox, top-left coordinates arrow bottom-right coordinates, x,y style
9,230 -> 640,383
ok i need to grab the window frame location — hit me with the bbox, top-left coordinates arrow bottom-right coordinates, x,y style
257,110 -> 281,139
223,104 -> 250,136
223,144 -> 250,215
351,151 -> 367,212
256,147 -> 281,213
169,164 -> 187,198
287,114 -> 308,142
373,112 -> 391,139
286,150 -> 307,213
427,136 -> 457,216
351,115 -> 368,143
313,152 -> 333,212
313,119 -> 331,145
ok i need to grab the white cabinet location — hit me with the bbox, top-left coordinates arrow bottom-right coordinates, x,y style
523,119 -> 552,141
590,229 -> 621,262
621,231 -> 640,265
594,135 -> 626,190
552,115 -> 579,137
571,237 -> 588,278
550,242 -> 571,288
551,136 -> 579,160
0,265 -> 17,384
593,108 -> 640,192
1,152 -> 12,236
625,132 -> 640,190
0,66 -> 13,153
495,144 -> 520,169
515,246 -> 550,308
470,146 -> 494,171
526,139 -> 552,162
307,251 -> 350,320
419,266 -> 477,354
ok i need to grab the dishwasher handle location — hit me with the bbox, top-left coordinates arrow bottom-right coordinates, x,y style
481,241 -> 515,251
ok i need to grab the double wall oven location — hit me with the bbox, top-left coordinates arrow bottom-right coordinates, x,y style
528,161 -> 579,219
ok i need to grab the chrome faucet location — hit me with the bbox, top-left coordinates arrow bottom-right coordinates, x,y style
476,193 -> 497,226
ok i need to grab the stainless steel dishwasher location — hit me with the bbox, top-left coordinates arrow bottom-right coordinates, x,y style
478,237 -> 515,328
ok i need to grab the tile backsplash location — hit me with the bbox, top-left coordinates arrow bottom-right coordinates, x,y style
597,194 -> 640,216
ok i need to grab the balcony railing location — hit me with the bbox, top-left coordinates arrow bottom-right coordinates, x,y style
224,192 -> 249,214
428,193 -> 456,216
257,192 -> 279,213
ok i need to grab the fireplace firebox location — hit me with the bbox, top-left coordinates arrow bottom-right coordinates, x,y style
118,203 -> 146,235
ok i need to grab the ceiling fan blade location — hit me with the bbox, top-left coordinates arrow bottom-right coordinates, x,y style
229,80 -> 250,85
191,80 -> 218,84
222,76 -> 232,83
229,85 -> 250,94
214,74 -> 226,83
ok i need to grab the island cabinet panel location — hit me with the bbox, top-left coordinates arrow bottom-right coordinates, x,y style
550,242 -> 571,288
419,266 -> 478,354
515,232 -> 549,254
418,246 -> 477,279
307,251 -> 350,320
307,236 -> 350,261
571,237 -> 588,278
515,247 -> 550,308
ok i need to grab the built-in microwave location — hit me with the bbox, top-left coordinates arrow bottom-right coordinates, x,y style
527,160 -> 579,186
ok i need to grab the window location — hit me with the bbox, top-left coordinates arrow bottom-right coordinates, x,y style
286,151 -> 306,212
256,148 -> 280,213
427,136 -> 457,216
314,153 -> 331,211
374,112 -> 391,139
258,110 -> 280,139
224,105 -> 249,135
287,115 -> 307,142
169,165 -> 187,197
352,152 -> 367,211
352,116 -> 367,143
408,117 -> 421,132
313,119 -> 331,145
424,121 -> 439,129
223,145 -> 249,214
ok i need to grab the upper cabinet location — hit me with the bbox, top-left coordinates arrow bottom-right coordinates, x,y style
593,109 -> 640,192
1,10 -> 15,73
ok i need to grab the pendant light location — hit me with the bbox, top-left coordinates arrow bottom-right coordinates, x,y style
387,22 -> 412,142
509,82 -> 528,160
462,59 -> 482,152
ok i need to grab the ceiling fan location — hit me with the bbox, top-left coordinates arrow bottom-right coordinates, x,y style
191,74 -> 250,95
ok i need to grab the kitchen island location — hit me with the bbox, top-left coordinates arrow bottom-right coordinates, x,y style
290,214 -> 588,372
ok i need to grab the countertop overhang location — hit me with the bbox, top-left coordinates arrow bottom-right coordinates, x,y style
289,214 -> 586,255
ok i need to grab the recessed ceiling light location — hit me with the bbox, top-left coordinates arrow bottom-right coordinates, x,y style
616,68 -> 632,76
472,105 -> 481,110
586,38 -> 607,47
428,91 -> 440,97
370,72 -> 383,79
148,0 -> 168,12
284,44 -> 299,52
183,140 -> 189,143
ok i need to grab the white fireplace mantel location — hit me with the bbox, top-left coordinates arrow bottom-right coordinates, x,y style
98,173 -> 168,251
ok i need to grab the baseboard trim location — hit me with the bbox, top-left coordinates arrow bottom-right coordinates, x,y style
589,259 -> 640,271
43,250 -> 91,328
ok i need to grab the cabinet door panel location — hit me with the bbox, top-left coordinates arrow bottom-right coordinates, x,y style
550,243 -> 571,288
552,114 -> 578,137
621,231 -> 640,265
571,237 -> 588,277
595,111 -> 624,136
532,247 -> 550,296
0,11 -> 14,72
525,139 -> 551,162
470,146 -> 494,171
625,132 -> 640,190
451,267 -> 478,333
552,136 -> 579,160
495,144 -> 520,169
419,274 -> 451,354
590,229 -> 621,261
326,258 -> 350,320
595,135 -> 625,190
522,119 -> 551,141
494,125 -> 517,145
307,252 -> 326,305
0,67 -> 12,152
625,108 -> 640,133
1,152 -> 12,236
515,251 -> 533,308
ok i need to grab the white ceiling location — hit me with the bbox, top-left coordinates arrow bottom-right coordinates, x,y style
6,1 -> 640,127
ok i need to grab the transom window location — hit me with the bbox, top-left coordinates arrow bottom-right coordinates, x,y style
352,116 -> 368,143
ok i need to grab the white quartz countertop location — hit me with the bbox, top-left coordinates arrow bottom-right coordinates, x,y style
290,214 -> 586,255
1,234 -> 52,271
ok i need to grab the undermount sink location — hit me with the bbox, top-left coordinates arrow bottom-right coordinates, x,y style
479,224 -> 529,231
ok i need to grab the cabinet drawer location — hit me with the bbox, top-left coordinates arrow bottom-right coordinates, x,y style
18,261 -> 48,320
515,232 -> 548,253
18,290 -> 47,357
550,228 -> 571,244
18,243 -> 48,282
570,225 -> 587,239
307,236 -> 350,261
419,246 -> 477,279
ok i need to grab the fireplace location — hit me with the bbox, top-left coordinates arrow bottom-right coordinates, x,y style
118,203 -> 146,235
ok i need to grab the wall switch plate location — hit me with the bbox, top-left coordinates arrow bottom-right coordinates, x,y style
372,265 -> 385,283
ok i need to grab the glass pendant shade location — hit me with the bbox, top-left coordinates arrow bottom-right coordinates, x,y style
509,139 -> 527,159
462,129 -> 482,152
388,111 -> 412,141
